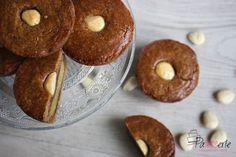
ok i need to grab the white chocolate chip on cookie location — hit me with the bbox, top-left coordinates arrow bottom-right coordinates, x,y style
136,139 -> 149,156
85,16 -> 105,32
22,9 -> 41,26
44,72 -> 57,96
155,62 -> 175,80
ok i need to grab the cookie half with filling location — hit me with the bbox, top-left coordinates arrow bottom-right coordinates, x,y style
125,115 -> 175,157
13,51 -> 66,123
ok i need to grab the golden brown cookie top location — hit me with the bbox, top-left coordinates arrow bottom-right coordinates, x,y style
136,40 -> 199,103
0,0 -> 75,58
64,0 -> 134,65
125,115 -> 175,157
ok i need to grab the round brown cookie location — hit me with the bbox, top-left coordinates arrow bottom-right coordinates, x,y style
136,40 -> 199,103
64,0 -> 134,65
125,115 -> 175,157
0,0 -> 75,58
14,51 -> 66,123
0,47 -> 24,76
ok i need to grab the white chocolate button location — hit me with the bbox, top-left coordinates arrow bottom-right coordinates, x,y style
202,111 -> 219,129
216,89 -> 235,105
123,76 -> 138,92
80,76 -> 94,88
210,130 -> 227,147
85,16 -> 105,32
136,139 -> 148,156
155,62 -> 175,80
22,9 -> 41,26
187,31 -> 206,45
44,72 -> 57,96
179,133 -> 194,151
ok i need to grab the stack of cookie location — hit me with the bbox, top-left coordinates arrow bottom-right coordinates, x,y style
0,0 -> 134,123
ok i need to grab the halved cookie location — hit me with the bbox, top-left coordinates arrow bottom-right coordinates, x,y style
0,47 -> 24,77
0,0 -> 75,58
64,0 -> 134,65
125,115 -> 175,157
13,51 -> 66,123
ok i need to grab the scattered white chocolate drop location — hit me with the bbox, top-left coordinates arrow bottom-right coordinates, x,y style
85,16 -> 105,32
123,76 -> 138,92
202,111 -> 219,129
216,89 -> 235,105
155,62 -> 175,81
179,133 -> 194,151
210,130 -> 227,147
22,9 -> 41,26
80,76 -> 94,88
187,31 -> 206,45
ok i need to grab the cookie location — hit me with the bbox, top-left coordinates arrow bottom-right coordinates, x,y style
0,0 -> 75,58
136,40 -> 199,103
13,51 -> 66,123
0,47 -> 24,76
64,0 -> 134,65
125,115 -> 175,157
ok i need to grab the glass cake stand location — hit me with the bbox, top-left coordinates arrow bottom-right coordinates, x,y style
0,0 -> 135,130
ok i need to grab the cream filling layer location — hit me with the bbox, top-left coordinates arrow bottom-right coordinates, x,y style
49,61 -> 65,117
